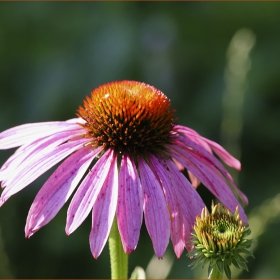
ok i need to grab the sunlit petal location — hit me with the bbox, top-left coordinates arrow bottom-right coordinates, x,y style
117,154 -> 143,254
90,153 -> 118,259
25,146 -> 102,237
66,149 -> 115,235
138,157 -> 170,258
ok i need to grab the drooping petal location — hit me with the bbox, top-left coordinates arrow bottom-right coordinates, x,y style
172,157 -> 185,171
0,138 -> 89,206
0,145 -> 25,174
0,141 -> 47,183
138,157 -> 170,258
174,135 -> 235,184
89,153 -> 118,259
25,145 -> 103,237
149,154 -> 205,255
0,149 -> 25,184
187,170 -> 200,189
172,156 -> 201,191
116,154 -> 143,254
1,129 -> 85,187
172,135 -> 248,205
164,158 -> 205,250
174,125 -> 212,153
201,138 -> 241,170
168,144 -> 248,223
0,121 -> 85,149
66,148 -> 115,235
148,154 -> 185,258
174,125 -> 241,170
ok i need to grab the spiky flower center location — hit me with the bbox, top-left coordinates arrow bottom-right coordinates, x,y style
193,204 -> 247,255
198,211 -> 244,253
77,80 -> 175,154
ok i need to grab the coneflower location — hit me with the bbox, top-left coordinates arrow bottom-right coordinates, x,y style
0,80 -> 248,259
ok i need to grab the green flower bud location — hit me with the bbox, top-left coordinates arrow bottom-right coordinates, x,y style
187,202 -> 254,279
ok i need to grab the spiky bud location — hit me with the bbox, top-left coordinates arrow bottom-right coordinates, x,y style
188,202 -> 254,279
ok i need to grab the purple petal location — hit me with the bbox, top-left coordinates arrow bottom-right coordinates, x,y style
138,157 -> 170,258
202,138 -> 241,170
89,154 -> 118,259
149,154 -> 205,255
1,129 -> 85,186
25,145 -> 103,237
148,154 -> 185,258
174,125 -> 241,170
66,148 -> 115,235
187,170 -> 200,189
0,138 -> 88,206
168,144 -> 248,223
174,125 -> 212,153
171,136 -> 248,205
1,129 -> 84,187
1,143 -> 44,183
172,157 -> 185,171
0,120 -> 85,150
164,158 -> 205,250
174,135 -> 235,183
116,154 -> 143,254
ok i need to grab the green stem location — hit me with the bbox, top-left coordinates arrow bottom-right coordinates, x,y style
109,217 -> 128,279
209,264 -> 223,279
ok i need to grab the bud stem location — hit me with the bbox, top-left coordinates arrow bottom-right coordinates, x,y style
209,264 -> 223,279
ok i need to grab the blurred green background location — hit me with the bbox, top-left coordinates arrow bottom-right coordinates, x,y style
0,2 -> 280,279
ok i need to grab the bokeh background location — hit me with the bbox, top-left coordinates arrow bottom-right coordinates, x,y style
0,2 -> 280,278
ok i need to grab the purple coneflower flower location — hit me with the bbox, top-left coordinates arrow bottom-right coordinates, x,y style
0,81 -> 248,259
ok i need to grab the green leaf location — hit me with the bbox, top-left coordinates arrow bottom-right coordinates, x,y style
231,258 -> 240,269
201,255 -> 210,269
237,260 -> 248,271
224,262 -> 231,279
210,257 -> 217,267
237,248 -> 254,257
225,255 -> 232,266
216,259 -> 224,275
189,255 -> 205,269
242,228 -> 251,238
234,252 -> 247,263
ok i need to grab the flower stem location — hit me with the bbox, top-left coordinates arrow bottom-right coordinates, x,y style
109,217 -> 128,279
209,264 -> 224,279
